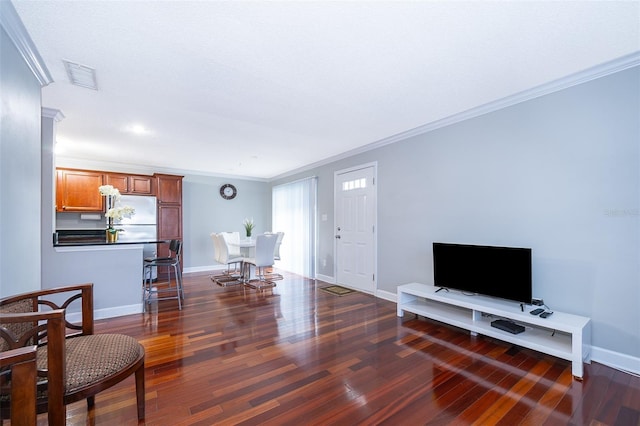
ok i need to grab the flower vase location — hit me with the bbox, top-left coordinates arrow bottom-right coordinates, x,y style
106,229 -> 118,243
246,230 -> 252,238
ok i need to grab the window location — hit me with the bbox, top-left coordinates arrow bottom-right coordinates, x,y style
341,178 -> 366,191
272,177 -> 317,277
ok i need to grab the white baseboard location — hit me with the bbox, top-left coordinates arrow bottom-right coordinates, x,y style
315,273 -> 335,284
66,304 -> 142,323
376,289 -> 396,303
184,264 -> 224,274
591,346 -> 640,376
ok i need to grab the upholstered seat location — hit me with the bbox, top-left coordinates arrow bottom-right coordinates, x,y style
0,283 -> 145,424
36,334 -> 143,393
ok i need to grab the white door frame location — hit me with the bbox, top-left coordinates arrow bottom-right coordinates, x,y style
333,162 -> 377,293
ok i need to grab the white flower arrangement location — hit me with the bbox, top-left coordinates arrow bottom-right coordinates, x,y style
98,185 -> 135,227
105,205 -> 136,221
98,185 -> 121,201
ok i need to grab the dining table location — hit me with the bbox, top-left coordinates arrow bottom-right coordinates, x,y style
227,238 -> 256,282
227,234 -> 282,286
230,237 -> 255,257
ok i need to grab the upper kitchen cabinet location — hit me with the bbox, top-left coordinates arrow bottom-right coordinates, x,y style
56,169 -> 104,212
105,173 -> 153,195
155,174 -> 182,205
130,175 -> 153,194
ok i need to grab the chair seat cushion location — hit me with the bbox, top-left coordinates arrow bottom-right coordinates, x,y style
36,334 -> 143,392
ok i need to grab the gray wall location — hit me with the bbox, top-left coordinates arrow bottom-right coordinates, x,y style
0,26 -> 42,296
182,174 -> 271,271
274,66 -> 640,360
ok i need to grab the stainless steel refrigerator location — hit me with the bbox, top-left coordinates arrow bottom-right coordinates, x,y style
114,195 -> 158,279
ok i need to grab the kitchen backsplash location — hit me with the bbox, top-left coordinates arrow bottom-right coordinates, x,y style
56,212 -> 108,229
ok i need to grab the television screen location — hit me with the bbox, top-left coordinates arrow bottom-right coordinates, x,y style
433,242 -> 532,304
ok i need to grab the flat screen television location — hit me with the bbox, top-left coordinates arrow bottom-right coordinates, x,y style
432,242 -> 532,305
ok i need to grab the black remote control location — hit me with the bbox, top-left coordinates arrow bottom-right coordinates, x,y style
540,311 -> 553,318
530,308 -> 544,315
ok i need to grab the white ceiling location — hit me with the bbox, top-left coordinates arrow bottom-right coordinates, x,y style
12,1 -> 640,180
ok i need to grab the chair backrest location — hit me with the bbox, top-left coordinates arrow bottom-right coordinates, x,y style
170,239 -> 182,261
220,231 -> 241,257
273,232 -> 284,260
210,233 -> 221,263
212,233 -> 229,263
253,233 -> 278,267
0,299 -> 35,352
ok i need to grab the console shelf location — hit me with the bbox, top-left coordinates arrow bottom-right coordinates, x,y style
397,282 -> 591,379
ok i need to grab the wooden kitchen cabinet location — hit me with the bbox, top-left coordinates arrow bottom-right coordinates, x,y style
105,173 -> 153,195
155,174 -> 182,204
56,169 -> 104,212
55,168 -> 183,273
130,175 -> 153,194
158,204 -> 182,240
154,174 -> 183,268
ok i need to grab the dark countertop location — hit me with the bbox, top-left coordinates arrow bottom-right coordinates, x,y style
54,240 -> 170,247
53,230 -> 170,247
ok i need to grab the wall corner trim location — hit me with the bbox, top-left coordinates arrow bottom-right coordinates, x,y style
42,107 -> 65,121
0,1 -> 53,87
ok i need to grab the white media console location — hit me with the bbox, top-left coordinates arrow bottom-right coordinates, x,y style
397,282 -> 591,379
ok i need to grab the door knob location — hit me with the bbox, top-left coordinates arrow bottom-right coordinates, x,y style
335,235 -> 341,239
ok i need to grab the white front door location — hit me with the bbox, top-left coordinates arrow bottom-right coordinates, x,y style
335,164 -> 376,293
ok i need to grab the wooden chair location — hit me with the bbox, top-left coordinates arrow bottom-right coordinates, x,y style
0,345 -> 37,425
0,283 -> 145,425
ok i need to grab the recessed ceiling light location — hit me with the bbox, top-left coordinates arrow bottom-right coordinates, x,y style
131,124 -> 146,134
62,59 -> 98,90
124,124 -> 152,135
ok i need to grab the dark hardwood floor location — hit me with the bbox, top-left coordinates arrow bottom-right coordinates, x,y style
34,272 -> 640,425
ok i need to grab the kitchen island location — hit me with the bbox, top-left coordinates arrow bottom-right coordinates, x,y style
45,234 -> 171,320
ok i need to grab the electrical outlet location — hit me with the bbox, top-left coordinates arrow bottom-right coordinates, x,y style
532,298 -> 544,306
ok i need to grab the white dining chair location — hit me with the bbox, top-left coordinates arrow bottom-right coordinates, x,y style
211,232 -> 222,263
210,233 -> 243,286
220,232 -> 243,274
273,231 -> 284,261
221,231 -> 242,258
264,231 -> 285,281
243,233 -> 279,289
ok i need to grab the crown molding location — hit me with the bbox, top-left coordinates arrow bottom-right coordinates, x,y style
0,1 -> 53,87
54,155 -> 269,183
42,107 -> 65,122
272,52 -> 640,182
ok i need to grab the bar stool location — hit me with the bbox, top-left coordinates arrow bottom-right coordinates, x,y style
143,239 -> 183,310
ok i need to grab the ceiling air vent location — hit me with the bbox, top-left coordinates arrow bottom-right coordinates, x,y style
63,59 -> 98,90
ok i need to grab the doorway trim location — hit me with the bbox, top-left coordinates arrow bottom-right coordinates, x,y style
333,161 -> 378,293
